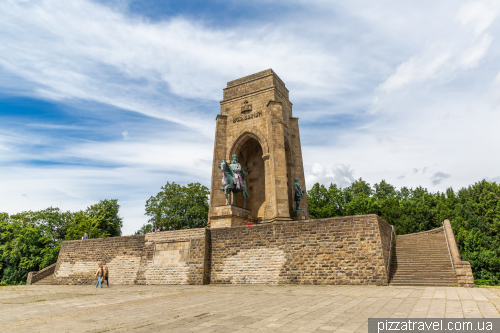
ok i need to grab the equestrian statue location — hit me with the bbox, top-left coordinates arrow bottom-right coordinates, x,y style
219,154 -> 250,208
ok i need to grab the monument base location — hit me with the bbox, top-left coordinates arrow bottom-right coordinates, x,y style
291,210 -> 307,221
209,205 -> 252,228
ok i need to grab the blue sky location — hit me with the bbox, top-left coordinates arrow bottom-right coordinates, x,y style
1,0 -> 500,235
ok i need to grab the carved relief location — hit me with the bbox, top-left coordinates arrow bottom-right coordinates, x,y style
241,100 -> 252,113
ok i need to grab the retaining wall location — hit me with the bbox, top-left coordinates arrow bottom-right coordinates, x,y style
51,214 -> 393,286
209,214 -> 392,285
53,229 -> 207,285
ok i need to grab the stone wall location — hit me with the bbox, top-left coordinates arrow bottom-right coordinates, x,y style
53,229 -> 208,285
377,216 -> 395,275
443,219 -> 475,287
209,214 -> 392,285
138,229 -> 208,285
51,215 -> 394,286
53,235 -> 145,285
51,215 -> 393,286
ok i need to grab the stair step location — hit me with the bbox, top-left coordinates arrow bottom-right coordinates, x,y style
33,275 -> 53,285
389,231 -> 458,287
389,283 -> 458,286
390,275 -> 456,279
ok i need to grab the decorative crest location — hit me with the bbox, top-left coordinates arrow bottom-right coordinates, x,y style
241,100 -> 252,113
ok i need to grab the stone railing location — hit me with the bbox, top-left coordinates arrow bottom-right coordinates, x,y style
26,263 -> 57,285
387,225 -> 394,273
443,220 -> 475,288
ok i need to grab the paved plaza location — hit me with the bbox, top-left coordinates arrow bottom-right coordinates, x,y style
1,285 -> 500,332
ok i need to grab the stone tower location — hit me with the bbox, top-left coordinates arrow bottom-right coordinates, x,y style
208,69 -> 308,228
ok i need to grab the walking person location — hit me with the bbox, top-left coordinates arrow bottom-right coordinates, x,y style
95,265 -> 104,288
104,267 -> 109,287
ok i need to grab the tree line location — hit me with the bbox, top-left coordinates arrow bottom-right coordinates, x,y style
0,182 -> 209,285
0,200 -> 123,285
1,180 -> 498,285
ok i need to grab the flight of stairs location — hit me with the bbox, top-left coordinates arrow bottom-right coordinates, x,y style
33,274 -> 54,285
389,227 -> 458,286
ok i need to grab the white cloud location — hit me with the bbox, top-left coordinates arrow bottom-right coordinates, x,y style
377,1 -> 498,93
305,163 -> 355,189
0,0 -> 342,134
459,34 -> 493,68
2,0 -> 500,233
27,123 -> 89,130
379,51 -> 452,92
0,165 -> 186,235
457,1 -> 499,35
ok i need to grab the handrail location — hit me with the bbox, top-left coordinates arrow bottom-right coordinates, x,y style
387,225 -> 394,271
442,222 -> 454,269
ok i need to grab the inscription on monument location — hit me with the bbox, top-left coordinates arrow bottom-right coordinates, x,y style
233,111 -> 263,123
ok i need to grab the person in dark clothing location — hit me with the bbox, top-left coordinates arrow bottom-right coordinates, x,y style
104,267 -> 109,287
169,226 -> 173,231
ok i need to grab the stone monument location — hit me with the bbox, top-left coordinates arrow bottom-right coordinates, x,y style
208,69 -> 309,228
31,69 -> 472,288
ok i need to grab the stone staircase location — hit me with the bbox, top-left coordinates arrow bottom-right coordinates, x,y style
389,227 -> 458,286
27,263 -> 57,285
33,274 -> 54,285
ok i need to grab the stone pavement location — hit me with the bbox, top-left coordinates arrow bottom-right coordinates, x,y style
1,285 -> 499,332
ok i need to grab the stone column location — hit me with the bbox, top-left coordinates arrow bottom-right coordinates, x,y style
289,117 -> 309,215
265,101 -> 291,222
208,114 -> 228,227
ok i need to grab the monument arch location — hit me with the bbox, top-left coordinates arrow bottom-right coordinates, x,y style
208,69 -> 309,228
229,130 -> 270,158
231,135 -> 267,220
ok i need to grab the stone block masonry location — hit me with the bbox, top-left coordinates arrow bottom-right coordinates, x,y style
209,214 -> 393,285
139,229 -> 208,285
51,214 -> 394,286
52,229 -> 208,285
53,235 -> 146,285
209,69 -> 309,227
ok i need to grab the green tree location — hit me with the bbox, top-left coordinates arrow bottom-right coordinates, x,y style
0,218 -> 59,285
134,223 -> 153,235
144,182 -> 209,230
10,208 -> 74,242
85,199 -> 123,238
0,200 -> 123,285
65,212 -> 109,240
65,200 -> 123,240
374,180 -> 396,200
307,178 -> 500,285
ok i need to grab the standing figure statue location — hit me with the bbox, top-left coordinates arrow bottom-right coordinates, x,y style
219,154 -> 250,208
294,178 -> 305,211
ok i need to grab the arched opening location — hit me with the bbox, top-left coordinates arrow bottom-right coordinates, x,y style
232,137 -> 266,221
